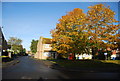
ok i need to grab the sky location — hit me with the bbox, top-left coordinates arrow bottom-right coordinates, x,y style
2,0 -> 120,2
2,2 -> 119,51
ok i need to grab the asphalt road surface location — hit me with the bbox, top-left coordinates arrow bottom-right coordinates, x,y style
2,56 -> 120,80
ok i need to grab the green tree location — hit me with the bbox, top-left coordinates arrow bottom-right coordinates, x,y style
11,45 -> 23,54
8,37 -> 22,45
7,37 -> 23,54
23,48 -> 26,53
30,39 -> 38,54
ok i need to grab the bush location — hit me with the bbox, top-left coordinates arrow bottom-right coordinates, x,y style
2,57 -> 13,62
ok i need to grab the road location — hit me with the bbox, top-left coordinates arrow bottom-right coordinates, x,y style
2,56 -> 120,80
2,56 -> 69,80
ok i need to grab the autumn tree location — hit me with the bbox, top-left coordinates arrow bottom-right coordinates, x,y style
51,8 -> 87,57
51,4 -> 119,58
86,4 -> 119,54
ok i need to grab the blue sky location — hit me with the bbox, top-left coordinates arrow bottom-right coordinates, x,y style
2,2 -> 119,51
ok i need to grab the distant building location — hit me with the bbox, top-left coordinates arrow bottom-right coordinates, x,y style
26,50 -> 31,54
34,36 -> 57,59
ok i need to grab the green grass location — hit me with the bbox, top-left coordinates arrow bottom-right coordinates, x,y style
50,60 -> 120,68
100,60 -> 120,64
0,56 -> 9,58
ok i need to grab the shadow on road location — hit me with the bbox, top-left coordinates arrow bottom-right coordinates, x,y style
37,77 -> 44,81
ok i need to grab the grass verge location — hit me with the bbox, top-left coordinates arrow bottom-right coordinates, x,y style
50,60 -> 120,68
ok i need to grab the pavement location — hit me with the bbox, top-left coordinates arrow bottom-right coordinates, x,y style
2,56 -> 21,68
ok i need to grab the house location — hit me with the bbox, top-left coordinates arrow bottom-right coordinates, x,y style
34,36 -> 57,59
0,27 -> 8,56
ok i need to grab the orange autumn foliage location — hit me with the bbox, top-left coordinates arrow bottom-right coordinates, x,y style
50,4 -> 119,55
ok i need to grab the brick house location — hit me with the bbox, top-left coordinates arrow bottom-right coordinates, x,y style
34,36 -> 57,59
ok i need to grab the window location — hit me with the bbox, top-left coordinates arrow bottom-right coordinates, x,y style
44,44 -> 50,48
43,52 -> 49,56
